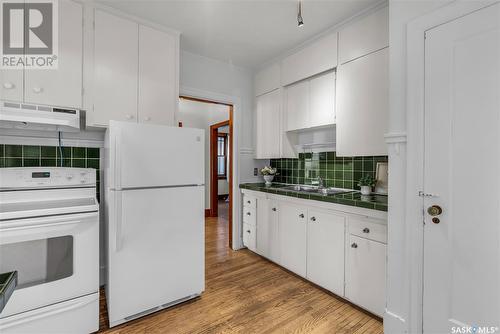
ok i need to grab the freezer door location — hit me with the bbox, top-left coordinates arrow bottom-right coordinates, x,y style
109,121 -> 204,189
106,186 -> 204,325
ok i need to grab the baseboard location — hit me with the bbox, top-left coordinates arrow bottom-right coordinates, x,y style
205,209 -> 211,217
384,309 -> 407,333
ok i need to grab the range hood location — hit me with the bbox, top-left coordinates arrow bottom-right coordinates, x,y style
0,101 -> 81,132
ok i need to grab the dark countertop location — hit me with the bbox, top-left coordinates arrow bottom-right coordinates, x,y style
239,183 -> 388,212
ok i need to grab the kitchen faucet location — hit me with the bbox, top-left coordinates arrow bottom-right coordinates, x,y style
317,176 -> 325,189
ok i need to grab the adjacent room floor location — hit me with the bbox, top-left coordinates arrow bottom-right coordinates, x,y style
98,206 -> 382,333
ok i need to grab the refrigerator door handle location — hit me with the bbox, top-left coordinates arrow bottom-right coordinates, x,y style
115,191 -> 123,252
114,128 -> 122,191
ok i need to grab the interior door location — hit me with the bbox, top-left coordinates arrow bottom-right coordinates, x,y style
423,4 -> 500,331
24,0 -> 82,108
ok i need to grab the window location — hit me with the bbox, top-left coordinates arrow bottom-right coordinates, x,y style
217,134 -> 227,179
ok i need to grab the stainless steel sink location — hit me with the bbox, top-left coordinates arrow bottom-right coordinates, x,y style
281,185 -> 353,195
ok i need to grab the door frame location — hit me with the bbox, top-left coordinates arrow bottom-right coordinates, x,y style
405,2 -> 498,332
179,95 -> 234,249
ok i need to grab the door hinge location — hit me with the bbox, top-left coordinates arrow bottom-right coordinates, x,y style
418,191 -> 438,198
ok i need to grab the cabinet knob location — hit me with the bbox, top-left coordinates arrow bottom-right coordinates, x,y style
246,212 -> 251,216
125,114 -> 134,120
3,82 -> 14,89
351,243 -> 358,248
362,228 -> 370,233
246,230 -> 251,233
272,207 -> 277,212
310,216 -> 316,222
299,213 -> 305,218
144,116 -> 151,121
247,200 -> 251,204
32,87 -> 43,94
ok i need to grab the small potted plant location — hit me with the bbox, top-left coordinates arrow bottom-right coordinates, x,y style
261,166 -> 278,186
357,174 -> 376,195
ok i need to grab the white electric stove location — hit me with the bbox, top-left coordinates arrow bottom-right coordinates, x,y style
0,167 -> 99,334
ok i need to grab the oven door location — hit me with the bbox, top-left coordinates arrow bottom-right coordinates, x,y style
0,211 -> 99,318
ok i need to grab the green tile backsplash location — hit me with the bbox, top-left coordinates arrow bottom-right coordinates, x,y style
0,144 -> 100,200
270,152 -> 388,190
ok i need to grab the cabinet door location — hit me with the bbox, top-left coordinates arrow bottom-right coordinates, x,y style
307,209 -> 345,296
24,0 -> 82,108
138,25 -> 177,126
336,48 -> 388,156
339,6 -> 388,64
256,198 -> 280,263
345,235 -> 386,317
278,202 -> 307,277
0,70 -> 23,102
94,10 -> 138,125
255,89 -> 281,158
308,71 -> 335,128
285,80 -> 308,131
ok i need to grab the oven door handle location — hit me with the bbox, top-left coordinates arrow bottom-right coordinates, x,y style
0,213 -> 96,232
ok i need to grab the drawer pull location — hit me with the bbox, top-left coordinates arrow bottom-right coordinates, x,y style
299,213 -> 305,218
246,230 -> 251,233
247,200 -> 251,204
272,207 -> 277,212
351,243 -> 358,248
362,228 -> 370,233
310,216 -> 316,222
246,212 -> 251,216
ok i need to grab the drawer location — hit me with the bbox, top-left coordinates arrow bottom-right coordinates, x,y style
243,223 -> 256,252
243,206 -> 256,226
348,216 -> 387,244
243,195 -> 257,209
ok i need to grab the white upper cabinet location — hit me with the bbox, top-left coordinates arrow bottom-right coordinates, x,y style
285,80 -> 309,131
338,6 -> 388,64
285,70 -> 335,131
91,10 -> 179,127
24,0 -> 83,108
255,89 -> 281,159
93,10 -> 138,125
281,32 -> 337,86
0,70 -> 23,103
336,48 -> 388,156
255,63 -> 280,97
309,71 -> 336,128
306,209 -> 346,296
138,25 -> 178,126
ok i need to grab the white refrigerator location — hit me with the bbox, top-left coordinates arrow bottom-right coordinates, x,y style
104,121 -> 205,327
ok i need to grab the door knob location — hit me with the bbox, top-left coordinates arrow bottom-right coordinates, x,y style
272,207 -> 277,212
299,213 -> 305,218
427,205 -> 442,216
310,216 -> 316,222
362,228 -> 370,233
351,243 -> 358,248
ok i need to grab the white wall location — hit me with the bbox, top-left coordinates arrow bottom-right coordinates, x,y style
385,1 -> 452,333
177,98 -> 229,209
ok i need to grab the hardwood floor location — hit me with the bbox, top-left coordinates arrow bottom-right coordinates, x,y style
98,211 -> 383,334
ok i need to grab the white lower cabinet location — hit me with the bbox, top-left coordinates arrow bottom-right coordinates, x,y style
256,198 -> 280,263
278,202 -> 307,277
306,209 -> 346,296
242,190 -> 387,317
345,234 -> 386,317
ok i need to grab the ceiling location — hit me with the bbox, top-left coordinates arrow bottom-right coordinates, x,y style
98,0 -> 380,69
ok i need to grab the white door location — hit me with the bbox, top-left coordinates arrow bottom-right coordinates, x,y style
94,10 -> 138,125
107,186 -> 204,325
345,235 -> 386,317
336,48 -> 388,156
308,71 -> 335,128
255,89 -> 281,158
306,209 -> 345,296
24,0 -> 82,108
278,202 -> 306,277
138,25 -> 177,126
423,4 -> 500,331
109,121 -> 204,189
256,198 -> 280,263
285,80 -> 308,131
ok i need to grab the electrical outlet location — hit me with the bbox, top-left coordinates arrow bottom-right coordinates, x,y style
254,168 -> 258,176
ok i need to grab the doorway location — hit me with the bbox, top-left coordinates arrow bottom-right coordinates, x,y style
409,3 -> 500,332
178,96 -> 234,249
